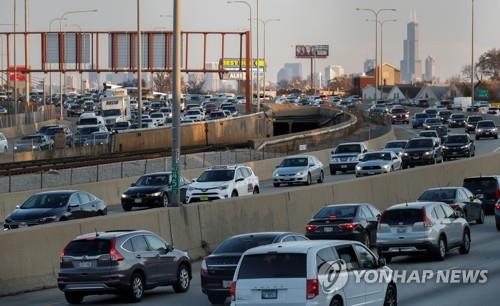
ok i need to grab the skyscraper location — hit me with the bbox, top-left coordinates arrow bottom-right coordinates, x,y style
276,63 -> 303,82
425,56 -> 437,82
324,65 -> 345,86
400,10 -> 422,83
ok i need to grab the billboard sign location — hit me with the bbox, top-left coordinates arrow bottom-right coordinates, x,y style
220,71 -> 246,81
295,45 -> 329,58
8,66 -> 26,81
221,58 -> 265,72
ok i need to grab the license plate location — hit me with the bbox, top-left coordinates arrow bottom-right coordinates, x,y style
341,165 -> 347,169
324,227 -> 333,233
18,223 -> 28,228
200,195 -> 209,201
222,280 -> 232,288
134,199 -> 142,203
397,227 -> 407,233
412,157 -> 420,160
368,171 -> 375,175
452,152 -> 458,155
261,289 -> 277,300
78,261 -> 93,268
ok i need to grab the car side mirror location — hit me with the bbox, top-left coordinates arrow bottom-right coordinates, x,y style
15,205 -> 20,209
166,245 -> 174,253
131,183 -> 136,187
378,257 -> 387,267
309,164 -> 315,167
69,202 -> 79,207
192,179 -> 197,183
236,177 -> 244,182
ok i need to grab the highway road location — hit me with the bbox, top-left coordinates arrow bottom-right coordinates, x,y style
1,216 -> 498,306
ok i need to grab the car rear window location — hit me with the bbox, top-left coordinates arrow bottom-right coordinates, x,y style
64,239 -> 111,256
314,206 -> 358,219
418,189 -> 456,202
238,253 -> 306,279
463,178 -> 499,193
380,209 -> 423,225
214,235 -> 276,254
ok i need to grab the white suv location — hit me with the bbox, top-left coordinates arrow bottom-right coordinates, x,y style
230,240 -> 397,306
186,165 -> 260,204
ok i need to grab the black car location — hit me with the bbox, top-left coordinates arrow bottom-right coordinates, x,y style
200,232 -> 307,305
448,113 -> 466,128
443,134 -> 475,160
305,204 -> 380,247
417,187 -> 484,224
58,230 -> 191,304
437,110 -> 452,123
402,137 -> 443,168
4,191 -> 107,229
390,107 -> 410,124
475,120 -> 498,139
465,115 -> 484,133
121,172 -> 190,210
463,176 -> 500,214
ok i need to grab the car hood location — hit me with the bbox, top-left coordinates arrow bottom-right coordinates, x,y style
275,166 -> 308,175
124,186 -> 166,195
357,160 -> 391,167
404,148 -> 433,153
8,207 -> 63,221
191,181 -> 231,189
444,142 -> 467,147
383,148 -> 404,154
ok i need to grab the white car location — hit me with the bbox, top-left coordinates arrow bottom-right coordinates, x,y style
0,132 -> 8,153
187,165 -> 260,203
184,109 -> 205,121
150,112 -> 166,126
230,240 -> 396,306
355,151 -> 402,177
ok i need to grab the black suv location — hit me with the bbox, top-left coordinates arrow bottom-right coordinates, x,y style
463,176 -> 500,214
465,115 -> 484,133
58,230 -> 191,304
200,232 -> 307,305
443,134 -> 475,160
402,137 -> 443,168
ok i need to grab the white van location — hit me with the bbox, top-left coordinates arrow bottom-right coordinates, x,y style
231,240 -> 396,306
78,112 -> 105,127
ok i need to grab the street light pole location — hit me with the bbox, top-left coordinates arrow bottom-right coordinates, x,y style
471,0 -> 475,102
57,9 -> 98,121
24,0 -> 30,110
171,0 -> 182,206
356,8 -> 396,101
257,18 -> 279,101
137,0 -> 143,129
227,1 -> 253,109
13,0 -> 17,118
255,0 -> 260,111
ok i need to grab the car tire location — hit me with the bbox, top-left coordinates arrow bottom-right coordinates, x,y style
64,292 -> 84,304
162,193 -> 169,207
383,283 -> 398,306
306,173 -> 312,185
317,171 -> 324,183
459,229 -> 471,255
173,264 -> 191,293
433,236 -> 447,261
476,209 -> 485,224
207,293 -> 227,305
127,272 -> 144,302
330,169 -> 336,175
122,203 -> 132,211
253,187 -> 260,195
330,296 -> 343,306
273,183 -> 280,188
231,190 -> 238,198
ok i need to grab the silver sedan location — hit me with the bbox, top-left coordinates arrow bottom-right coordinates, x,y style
355,151 -> 402,177
273,155 -> 324,187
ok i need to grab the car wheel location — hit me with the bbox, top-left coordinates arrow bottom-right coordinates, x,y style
162,193 -> 169,207
330,296 -> 343,306
128,273 -> 144,302
231,190 -> 238,198
434,236 -> 447,261
273,183 -> 280,188
64,292 -> 84,304
317,171 -> 324,183
459,229 -> 471,255
253,187 -> 260,195
207,293 -> 227,305
476,209 -> 485,224
173,264 -> 191,293
330,169 -> 336,175
383,283 -> 398,306
122,203 -> 132,211
306,173 -> 312,185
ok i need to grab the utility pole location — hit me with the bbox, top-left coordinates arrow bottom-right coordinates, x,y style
471,0 -> 475,103
171,0 -> 182,206
137,0 -> 143,129
13,0 -> 18,119
256,0 -> 260,112
24,0 -> 29,110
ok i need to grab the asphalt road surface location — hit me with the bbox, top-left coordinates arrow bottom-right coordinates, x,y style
1,216 -> 498,306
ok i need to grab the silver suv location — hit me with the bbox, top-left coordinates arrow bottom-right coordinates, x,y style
377,202 -> 470,262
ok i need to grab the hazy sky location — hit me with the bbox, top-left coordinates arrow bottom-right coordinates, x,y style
1,0 -> 500,82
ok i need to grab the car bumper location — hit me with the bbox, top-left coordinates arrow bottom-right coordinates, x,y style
476,131 -> 498,137
201,273 -> 232,296
187,192 -> 227,203
58,274 -> 129,293
330,162 -> 358,172
121,196 -> 163,207
402,155 -> 434,165
356,169 -> 389,177
377,240 -> 438,256
443,148 -> 469,158
306,231 -> 365,243
273,174 -> 308,184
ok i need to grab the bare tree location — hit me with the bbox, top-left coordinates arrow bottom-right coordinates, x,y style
477,48 -> 500,81
187,74 -> 206,94
152,72 -> 172,93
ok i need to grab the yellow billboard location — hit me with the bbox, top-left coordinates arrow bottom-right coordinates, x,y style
222,58 -> 265,70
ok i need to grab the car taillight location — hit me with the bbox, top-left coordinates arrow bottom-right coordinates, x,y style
306,225 -> 318,232
306,279 -> 319,299
109,239 -> 124,261
496,203 -> 500,210
200,258 -> 208,273
339,223 -> 358,231
230,281 -> 237,301
496,189 -> 500,200
450,203 -> 459,210
421,208 -> 433,228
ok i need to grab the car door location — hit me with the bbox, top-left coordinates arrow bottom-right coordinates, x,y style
77,192 -> 95,218
353,244 -> 386,305
334,245 -> 365,306
461,188 -> 481,221
145,235 -> 177,283
179,177 -> 188,203
315,247 -> 339,305
130,235 -> 161,285
440,204 -> 462,245
67,193 -> 83,219
391,152 -> 401,170
361,206 -> 378,245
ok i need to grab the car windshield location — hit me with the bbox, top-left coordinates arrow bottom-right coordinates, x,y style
39,126 -> 56,133
78,127 -> 100,135
187,110 -> 200,115
279,158 -> 308,168
114,122 -> 129,128
314,206 -> 358,219
45,127 -> 64,135
360,152 -> 392,161
136,174 -> 170,186
237,254 -> 306,279
391,108 -> 406,113
214,235 -> 277,254
477,121 -> 495,128
380,209 -> 423,225
103,109 -> 121,117
446,135 -> 468,143
21,136 -> 42,143
385,141 -> 407,149
197,170 -> 235,182
151,113 -> 163,118
79,118 -> 98,125
335,144 -> 361,154
21,193 -> 71,209
451,114 -> 465,119
415,114 -> 428,119
407,139 -> 433,148
426,119 -> 441,124
418,189 -> 456,202
468,117 -> 482,122
439,111 -> 451,116
420,132 -> 437,137
425,110 -> 437,114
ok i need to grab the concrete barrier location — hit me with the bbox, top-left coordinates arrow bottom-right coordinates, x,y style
1,151 -> 498,296
0,119 -> 71,139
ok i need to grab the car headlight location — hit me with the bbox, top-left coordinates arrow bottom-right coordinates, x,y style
151,192 -> 162,197
383,164 -> 391,169
355,166 -> 362,171
476,129 -> 483,133
218,185 -> 229,190
121,194 -> 129,198
5,218 -> 12,223
32,145 -> 37,149
39,216 -> 57,223
461,145 -> 468,149
493,128 -> 498,132
424,151 -> 433,155
402,152 -> 409,157
188,186 -> 194,191
13,146 -> 17,150
296,172 -> 304,176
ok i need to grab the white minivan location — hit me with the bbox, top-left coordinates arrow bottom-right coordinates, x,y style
230,240 -> 397,306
